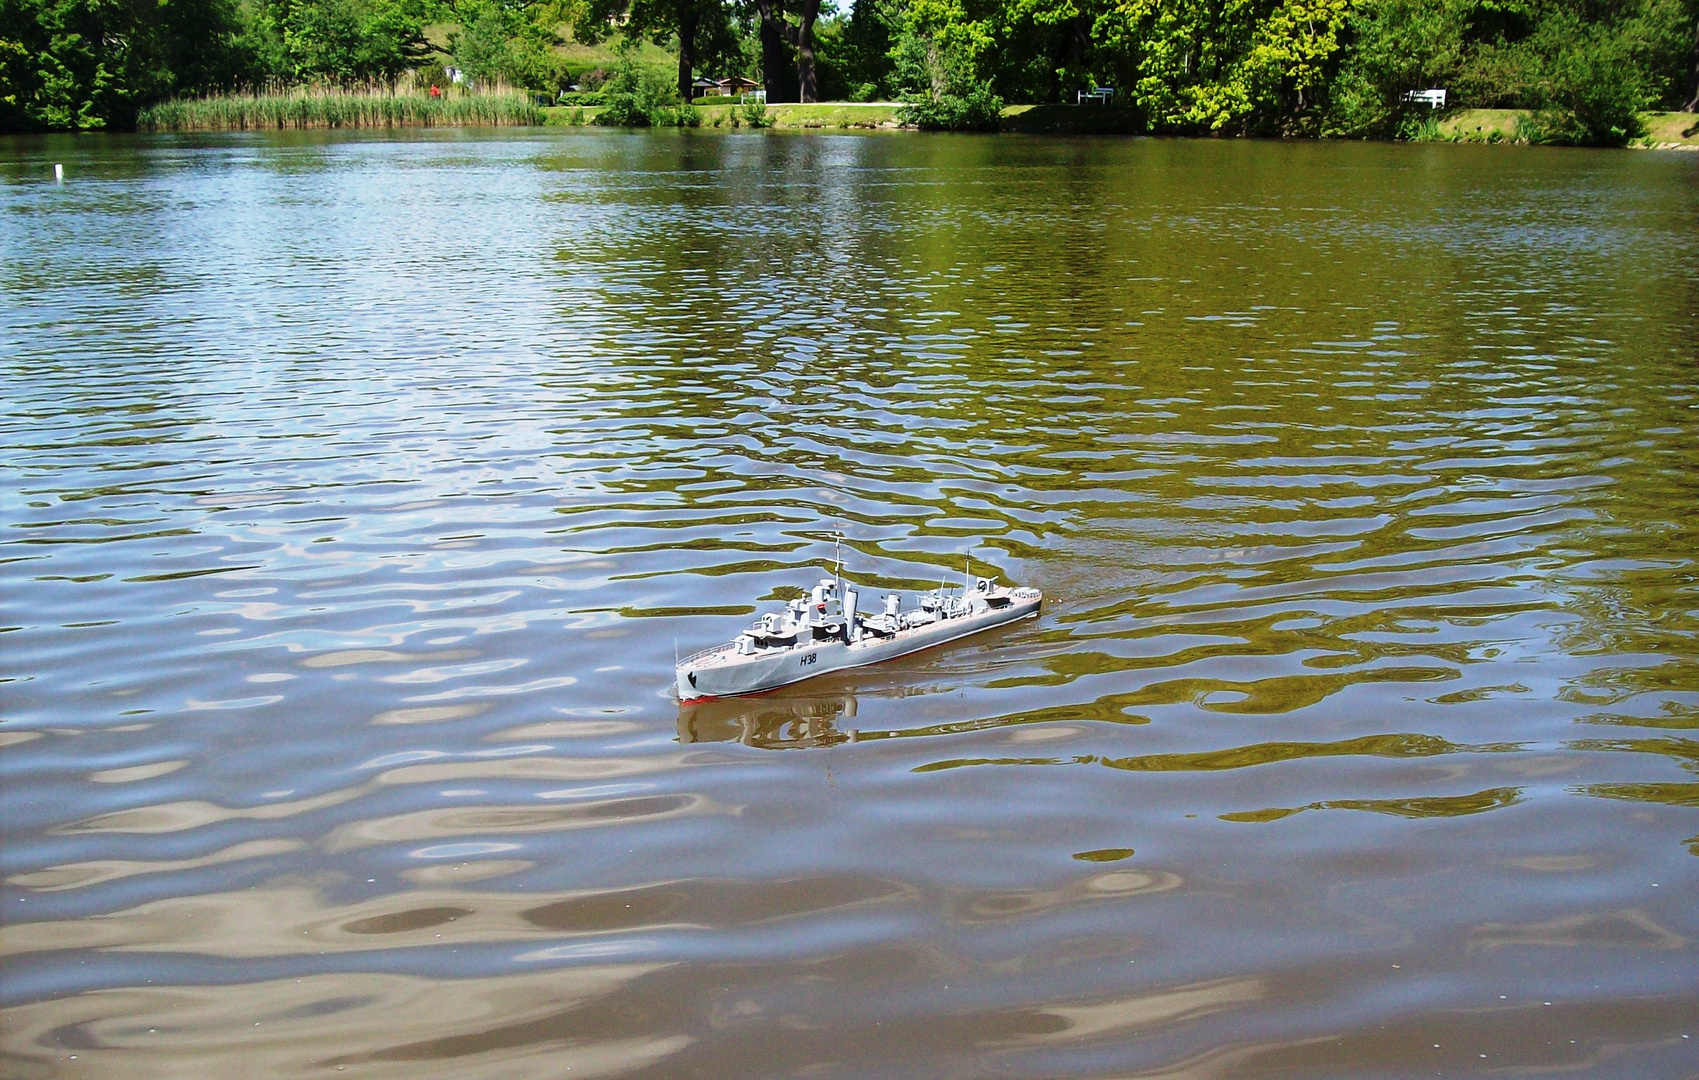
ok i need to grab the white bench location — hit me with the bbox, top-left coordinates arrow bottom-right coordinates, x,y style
1402,89 -> 1447,108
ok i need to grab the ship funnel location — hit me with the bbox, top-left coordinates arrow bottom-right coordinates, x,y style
843,588 -> 859,642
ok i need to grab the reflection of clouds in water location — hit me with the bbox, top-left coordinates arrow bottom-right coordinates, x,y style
402,858 -> 532,885
6,839 -> 306,893
952,869 -> 1184,924
1,966 -> 684,1079
537,783 -> 654,800
410,842 -> 523,860
56,785 -> 371,835
1470,909 -> 1688,953
0,874 -> 920,958
373,754 -> 668,787
321,795 -> 712,853
89,759 -> 190,783
514,940 -> 656,962
1022,977 -> 1263,1043
488,719 -> 643,740
371,703 -> 488,725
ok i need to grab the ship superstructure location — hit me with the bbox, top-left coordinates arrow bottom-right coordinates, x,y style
676,551 -> 1040,702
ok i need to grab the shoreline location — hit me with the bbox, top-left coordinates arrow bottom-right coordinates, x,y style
109,95 -> 1699,148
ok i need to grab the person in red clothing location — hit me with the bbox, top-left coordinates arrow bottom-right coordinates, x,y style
429,84 -> 442,98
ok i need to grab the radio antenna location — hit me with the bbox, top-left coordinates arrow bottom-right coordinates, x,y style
832,530 -> 844,597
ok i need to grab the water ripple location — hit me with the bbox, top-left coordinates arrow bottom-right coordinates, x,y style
3,131 -> 1697,1077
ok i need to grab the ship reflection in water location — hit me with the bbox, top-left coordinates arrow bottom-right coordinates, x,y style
679,690 -> 863,748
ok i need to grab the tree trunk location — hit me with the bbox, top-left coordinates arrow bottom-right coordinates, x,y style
755,0 -> 805,101
795,0 -> 821,102
1070,14 -> 1089,97
760,18 -> 793,101
1684,19 -> 1699,113
677,4 -> 698,105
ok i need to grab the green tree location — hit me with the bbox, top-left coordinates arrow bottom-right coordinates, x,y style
1323,0 -> 1466,137
890,0 -> 1005,125
838,0 -> 896,95
452,0 -> 571,88
985,0 -> 1120,103
0,0 -> 252,130
593,34 -> 671,120
279,0 -> 433,81
1110,0 -> 1270,130
1521,10 -> 1653,142
753,0 -> 825,99
575,0 -> 735,104
1233,0 -> 1350,131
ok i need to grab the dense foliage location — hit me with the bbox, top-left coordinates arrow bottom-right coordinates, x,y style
3,0 -> 1695,142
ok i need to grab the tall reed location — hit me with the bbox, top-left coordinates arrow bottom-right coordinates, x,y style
138,85 -> 542,131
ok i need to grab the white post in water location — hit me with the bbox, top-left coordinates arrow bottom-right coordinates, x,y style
54,163 -> 63,182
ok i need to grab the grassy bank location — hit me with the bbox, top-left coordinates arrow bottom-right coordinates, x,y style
1436,108 -> 1699,147
1637,112 -> 1699,148
540,102 -> 905,130
703,102 -> 902,129
138,87 -> 542,131
540,101 -> 1161,133
139,91 -> 1699,146
1436,108 -> 1527,142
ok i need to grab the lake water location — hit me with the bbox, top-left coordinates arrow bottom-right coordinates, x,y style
3,129 -> 1697,1078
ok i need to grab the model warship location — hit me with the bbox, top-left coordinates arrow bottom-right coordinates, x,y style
676,546 -> 1041,702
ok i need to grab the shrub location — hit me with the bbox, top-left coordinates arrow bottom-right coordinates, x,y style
1396,110 -> 1444,141
596,92 -> 652,126
592,40 -> 674,127
897,84 -> 1003,131
413,62 -> 451,91
739,101 -> 773,127
1519,20 -> 1650,146
1321,0 -> 1466,139
889,15 -> 1002,132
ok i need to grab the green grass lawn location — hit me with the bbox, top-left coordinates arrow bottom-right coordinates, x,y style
543,101 -> 1137,132
1438,107 -> 1699,147
1638,112 -> 1699,148
695,102 -> 904,129
535,99 -> 1699,145
1436,108 -> 1526,142
541,102 -> 904,129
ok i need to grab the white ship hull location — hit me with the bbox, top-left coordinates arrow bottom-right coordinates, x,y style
678,587 -> 1039,702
